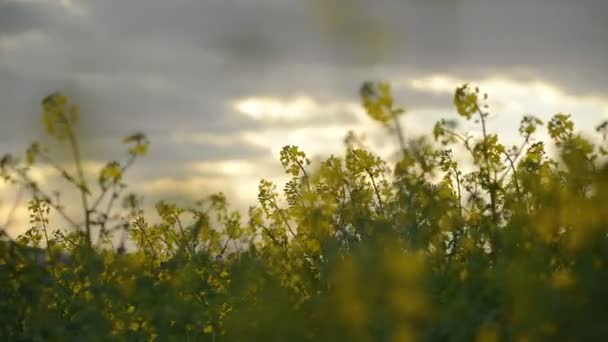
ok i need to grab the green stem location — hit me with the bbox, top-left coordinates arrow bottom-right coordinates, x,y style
392,112 -> 407,157
66,124 -> 91,248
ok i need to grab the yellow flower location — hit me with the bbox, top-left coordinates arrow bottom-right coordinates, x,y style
203,324 -> 214,334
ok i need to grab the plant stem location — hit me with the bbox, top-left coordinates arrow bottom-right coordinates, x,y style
65,124 -> 91,248
392,113 -> 407,157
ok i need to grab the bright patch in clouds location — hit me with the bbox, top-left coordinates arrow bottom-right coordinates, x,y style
0,203 -> 30,236
241,124 -> 357,157
189,159 -> 264,177
232,95 -> 416,161
408,75 -> 461,95
233,96 -> 364,123
139,174 -> 286,211
234,96 -> 317,121
408,74 -> 608,112
406,74 -> 608,135
231,95 -> 384,158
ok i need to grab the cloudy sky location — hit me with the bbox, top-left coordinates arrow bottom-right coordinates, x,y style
1,0 -> 607,236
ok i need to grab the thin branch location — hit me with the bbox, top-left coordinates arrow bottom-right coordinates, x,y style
294,159 -> 311,193
37,153 -> 82,190
13,167 -> 79,228
498,136 -> 530,184
173,213 -> 192,255
365,167 -> 385,216
258,222 -> 288,251
65,122 -> 91,247
219,236 -> 232,258
91,154 -> 136,212
453,167 -> 463,216
502,151 -> 521,198
474,103 -> 498,222
96,188 -> 120,246
392,111 -> 407,157
133,220 -> 158,258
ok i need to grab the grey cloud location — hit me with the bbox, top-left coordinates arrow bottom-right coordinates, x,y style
0,1 -> 53,35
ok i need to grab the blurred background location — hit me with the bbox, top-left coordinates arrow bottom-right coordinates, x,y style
1,0 -> 607,236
